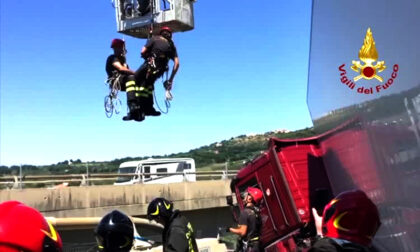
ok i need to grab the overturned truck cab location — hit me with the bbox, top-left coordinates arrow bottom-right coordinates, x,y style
228,136 -> 331,251
228,118 -> 420,251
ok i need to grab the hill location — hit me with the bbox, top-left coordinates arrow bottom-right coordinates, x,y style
0,127 -> 316,175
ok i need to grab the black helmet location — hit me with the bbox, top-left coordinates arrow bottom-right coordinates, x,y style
147,198 -> 174,221
95,210 -> 134,252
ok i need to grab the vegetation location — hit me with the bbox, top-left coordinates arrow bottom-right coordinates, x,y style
0,128 -> 316,176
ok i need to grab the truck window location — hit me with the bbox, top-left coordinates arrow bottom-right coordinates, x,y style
116,167 -> 136,182
143,166 -> 151,178
176,163 -> 184,172
176,162 -> 191,172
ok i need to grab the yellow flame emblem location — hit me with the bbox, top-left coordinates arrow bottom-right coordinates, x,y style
41,220 -> 59,242
351,28 -> 386,82
333,212 -> 350,232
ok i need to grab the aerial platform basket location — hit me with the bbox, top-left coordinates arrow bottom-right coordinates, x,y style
113,0 -> 195,38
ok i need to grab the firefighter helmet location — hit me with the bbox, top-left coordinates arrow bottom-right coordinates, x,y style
111,38 -> 125,49
322,190 -> 381,246
0,201 -> 63,252
159,26 -> 173,39
247,187 -> 263,205
160,26 -> 173,34
147,198 -> 174,221
95,210 -> 134,252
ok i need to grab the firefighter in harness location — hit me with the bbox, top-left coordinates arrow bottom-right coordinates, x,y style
106,38 -> 144,121
134,26 -> 179,118
228,187 -> 263,252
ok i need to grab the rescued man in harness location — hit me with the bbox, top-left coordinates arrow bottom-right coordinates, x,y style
106,38 -> 144,121
227,187 -> 263,252
134,26 -> 179,117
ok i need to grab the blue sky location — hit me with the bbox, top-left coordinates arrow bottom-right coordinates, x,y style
0,1 -> 314,166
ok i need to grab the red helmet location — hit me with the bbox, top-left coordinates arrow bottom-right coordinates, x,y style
160,26 -> 173,34
111,38 -> 125,49
322,190 -> 381,246
0,201 -> 63,252
247,187 -> 263,205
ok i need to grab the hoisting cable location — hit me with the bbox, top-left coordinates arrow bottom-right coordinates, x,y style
148,0 -> 155,38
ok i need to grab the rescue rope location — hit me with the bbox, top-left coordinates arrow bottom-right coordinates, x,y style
153,71 -> 171,114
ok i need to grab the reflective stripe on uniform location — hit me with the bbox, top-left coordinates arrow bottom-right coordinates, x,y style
126,87 -> 136,92
136,92 -> 149,97
138,87 -> 153,95
125,80 -> 135,87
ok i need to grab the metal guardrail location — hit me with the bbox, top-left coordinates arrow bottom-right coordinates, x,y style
0,171 -> 238,188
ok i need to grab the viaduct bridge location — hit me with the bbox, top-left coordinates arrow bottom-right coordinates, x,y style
0,180 -> 232,218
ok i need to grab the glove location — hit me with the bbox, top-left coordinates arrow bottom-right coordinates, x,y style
163,80 -> 172,90
165,90 -> 173,101
218,227 -> 230,233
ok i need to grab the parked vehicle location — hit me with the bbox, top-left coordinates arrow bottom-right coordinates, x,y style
114,158 -> 196,185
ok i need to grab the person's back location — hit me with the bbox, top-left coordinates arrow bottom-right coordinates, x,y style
145,35 -> 177,68
147,198 -> 198,252
163,210 -> 198,252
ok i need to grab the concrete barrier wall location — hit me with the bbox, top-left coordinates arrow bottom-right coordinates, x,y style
0,180 -> 232,218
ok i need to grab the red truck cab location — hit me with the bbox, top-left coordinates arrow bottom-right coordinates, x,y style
230,136 -> 332,251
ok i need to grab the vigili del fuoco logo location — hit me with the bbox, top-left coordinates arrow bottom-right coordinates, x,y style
338,28 -> 399,94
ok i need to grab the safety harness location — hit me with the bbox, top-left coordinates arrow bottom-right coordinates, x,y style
238,206 -> 262,252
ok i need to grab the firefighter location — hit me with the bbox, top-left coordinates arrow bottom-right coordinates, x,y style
137,0 -> 151,16
135,26 -> 179,117
228,187 -> 263,252
309,190 -> 381,252
95,210 -> 134,252
146,197 -> 198,252
106,38 -> 144,121
0,201 -> 63,252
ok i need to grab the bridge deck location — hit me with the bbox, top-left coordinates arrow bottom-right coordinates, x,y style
0,180 -> 232,218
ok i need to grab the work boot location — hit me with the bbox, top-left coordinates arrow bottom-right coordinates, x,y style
124,103 -> 141,121
134,111 -> 145,122
122,113 -> 135,121
145,107 -> 161,116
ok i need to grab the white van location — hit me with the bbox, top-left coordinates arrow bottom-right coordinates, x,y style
114,158 -> 196,185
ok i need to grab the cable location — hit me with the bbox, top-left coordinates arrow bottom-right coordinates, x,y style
153,77 -> 171,114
